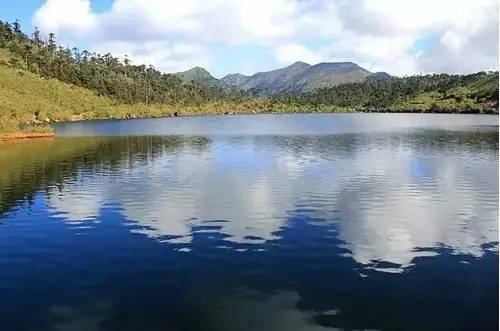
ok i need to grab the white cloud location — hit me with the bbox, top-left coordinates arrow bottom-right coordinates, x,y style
417,11 -> 499,73
274,35 -> 419,75
274,44 -> 323,65
335,0 -> 499,74
33,0 -> 96,37
386,0 -> 493,31
32,0 -> 499,75
93,41 -> 213,73
325,34 -> 419,75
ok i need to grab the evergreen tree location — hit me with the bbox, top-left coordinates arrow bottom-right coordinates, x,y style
47,32 -> 56,52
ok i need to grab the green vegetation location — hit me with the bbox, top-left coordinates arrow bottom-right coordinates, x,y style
293,72 -> 498,113
0,21 -> 246,105
174,66 -> 223,88
0,20 -> 498,134
0,60 -> 348,129
0,136 -> 207,214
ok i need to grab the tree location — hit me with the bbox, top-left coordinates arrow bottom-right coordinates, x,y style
32,27 -> 43,47
47,32 -> 56,52
0,21 -> 495,113
12,19 -> 21,36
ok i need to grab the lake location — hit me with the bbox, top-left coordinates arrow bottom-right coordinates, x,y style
0,113 -> 498,330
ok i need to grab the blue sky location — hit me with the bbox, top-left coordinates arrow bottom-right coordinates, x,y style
2,0 -> 498,77
1,0 -> 112,27
1,0 -> 43,27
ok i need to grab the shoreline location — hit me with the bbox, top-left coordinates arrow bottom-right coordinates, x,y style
1,111 -> 497,140
54,108 -> 500,122
0,132 -> 55,141
60,109 -> 499,124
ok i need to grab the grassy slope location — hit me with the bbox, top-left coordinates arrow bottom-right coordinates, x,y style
0,48 -> 496,134
0,59 -> 348,133
0,60 -> 175,132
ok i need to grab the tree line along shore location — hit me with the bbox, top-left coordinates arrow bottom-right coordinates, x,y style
0,20 -> 498,138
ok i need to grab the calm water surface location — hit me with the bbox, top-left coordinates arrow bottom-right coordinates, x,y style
0,114 -> 498,330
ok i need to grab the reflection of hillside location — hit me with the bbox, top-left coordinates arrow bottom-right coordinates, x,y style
0,136 -> 211,216
1,138 -> 99,215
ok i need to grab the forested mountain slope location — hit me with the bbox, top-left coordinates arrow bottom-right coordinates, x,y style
0,20 -> 497,135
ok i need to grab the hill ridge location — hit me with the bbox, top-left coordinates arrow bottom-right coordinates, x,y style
176,61 -> 392,95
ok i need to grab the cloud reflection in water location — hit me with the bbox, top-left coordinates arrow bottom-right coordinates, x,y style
46,132 -> 498,273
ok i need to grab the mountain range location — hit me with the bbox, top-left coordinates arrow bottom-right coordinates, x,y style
174,61 -> 391,95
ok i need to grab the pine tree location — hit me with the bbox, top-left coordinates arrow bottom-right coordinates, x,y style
12,19 -> 21,36
47,32 -> 56,52
32,27 -> 43,47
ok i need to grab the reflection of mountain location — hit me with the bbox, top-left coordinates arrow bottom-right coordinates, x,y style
39,132 -> 499,273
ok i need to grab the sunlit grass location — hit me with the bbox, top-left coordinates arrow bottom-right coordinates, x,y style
0,63 -> 354,133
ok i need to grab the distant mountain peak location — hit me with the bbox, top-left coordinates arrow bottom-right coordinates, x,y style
221,73 -> 251,86
222,73 -> 249,79
191,66 -> 207,71
366,71 -> 392,82
183,66 -> 211,76
289,61 -> 311,67
176,61 -> 391,95
174,66 -> 217,84
314,61 -> 359,68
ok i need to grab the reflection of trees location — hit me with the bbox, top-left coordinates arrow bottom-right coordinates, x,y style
0,136 -> 211,216
249,129 -> 498,162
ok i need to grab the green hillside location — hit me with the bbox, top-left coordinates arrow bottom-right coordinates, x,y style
1,58 -> 497,135
0,20 -> 498,135
0,60 -> 227,133
296,71 -> 499,113
0,57 -> 340,134
0,61 -> 154,133
174,66 -> 221,86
